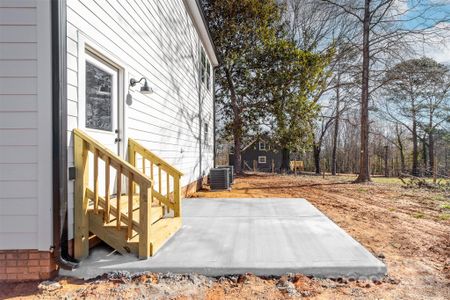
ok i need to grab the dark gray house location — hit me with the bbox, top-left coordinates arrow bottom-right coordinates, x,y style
230,136 -> 282,172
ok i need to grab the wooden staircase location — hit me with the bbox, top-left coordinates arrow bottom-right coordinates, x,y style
73,129 -> 183,259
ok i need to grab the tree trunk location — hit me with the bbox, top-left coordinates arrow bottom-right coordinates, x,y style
331,73 -> 340,176
233,132 -> 242,174
411,116 -> 419,176
313,144 -> 321,175
280,147 -> 290,173
225,67 -> 243,174
355,0 -> 371,183
428,115 -> 434,175
396,124 -> 406,174
384,145 -> 389,177
422,137 -> 428,175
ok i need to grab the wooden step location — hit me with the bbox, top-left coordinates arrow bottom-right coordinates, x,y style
150,217 -> 182,255
88,210 -> 138,255
127,217 -> 182,256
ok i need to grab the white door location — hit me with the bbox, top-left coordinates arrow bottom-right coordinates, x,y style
81,50 -> 122,198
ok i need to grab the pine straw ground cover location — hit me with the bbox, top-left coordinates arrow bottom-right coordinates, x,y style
1,173 -> 449,299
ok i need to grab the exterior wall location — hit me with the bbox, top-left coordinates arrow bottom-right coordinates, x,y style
230,139 -> 282,172
66,0 -> 215,238
0,0 -> 53,252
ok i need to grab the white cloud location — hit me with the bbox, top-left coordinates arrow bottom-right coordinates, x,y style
414,22 -> 450,64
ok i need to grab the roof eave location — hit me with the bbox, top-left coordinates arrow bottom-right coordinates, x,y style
183,0 -> 219,67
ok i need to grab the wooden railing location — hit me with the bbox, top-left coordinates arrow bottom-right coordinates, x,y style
128,139 -> 183,218
73,129 -> 153,259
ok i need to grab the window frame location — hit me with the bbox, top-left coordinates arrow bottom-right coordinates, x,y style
258,156 -> 267,164
200,46 -> 212,91
259,141 -> 266,151
204,122 -> 209,145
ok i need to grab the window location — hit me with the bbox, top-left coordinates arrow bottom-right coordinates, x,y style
85,59 -> 115,131
206,60 -> 211,90
258,156 -> 267,164
259,141 -> 266,150
204,123 -> 209,145
200,47 -> 212,91
200,48 -> 206,83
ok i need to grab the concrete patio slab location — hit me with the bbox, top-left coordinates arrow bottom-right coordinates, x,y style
61,198 -> 387,279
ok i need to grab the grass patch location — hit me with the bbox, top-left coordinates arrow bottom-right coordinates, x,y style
433,194 -> 448,202
371,177 -> 404,185
412,212 -> 425,219
439,214 -> 450,221
441,203 -> 450,210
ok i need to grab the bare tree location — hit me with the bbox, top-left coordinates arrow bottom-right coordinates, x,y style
320,0 -> 450,182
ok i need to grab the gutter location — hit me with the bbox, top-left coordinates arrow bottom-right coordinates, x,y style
51,0 -> 78,270
194,0 -> 219,62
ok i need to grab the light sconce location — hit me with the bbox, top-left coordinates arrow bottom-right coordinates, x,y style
129,77 -> 153,94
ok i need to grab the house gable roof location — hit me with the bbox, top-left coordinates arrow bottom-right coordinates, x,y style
242,137 -> 269,152
183,0 -> 219,67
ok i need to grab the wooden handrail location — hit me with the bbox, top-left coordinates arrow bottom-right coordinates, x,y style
73,129 -> 153,259
128,138 -> 182,217
74,129 -> 151,186
128,139 -> 183,177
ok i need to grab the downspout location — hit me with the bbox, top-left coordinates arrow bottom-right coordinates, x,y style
213,67 -> 216,168
51,0 -> 78,270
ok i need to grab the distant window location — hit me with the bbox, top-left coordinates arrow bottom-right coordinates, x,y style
200,47 -> 212,90
258,156 -> 267,164
200,48 -> 206,83
259,141 -> 266,151
204,123 -> 209,145
206,60 -> 211,90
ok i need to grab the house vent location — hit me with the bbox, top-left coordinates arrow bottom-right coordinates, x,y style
209,168 -> 230,190
217,165 -> 234,184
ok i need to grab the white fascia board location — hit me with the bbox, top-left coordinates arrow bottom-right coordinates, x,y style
182,0 -> 219,67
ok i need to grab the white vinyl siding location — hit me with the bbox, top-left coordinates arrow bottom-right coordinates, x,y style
66,0 -> 215,238
0,0 -> 52,250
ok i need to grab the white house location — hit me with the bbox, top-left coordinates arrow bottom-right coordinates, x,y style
0,0 -> 217,281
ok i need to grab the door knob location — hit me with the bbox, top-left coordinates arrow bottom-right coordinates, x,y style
115,137 -> 122,143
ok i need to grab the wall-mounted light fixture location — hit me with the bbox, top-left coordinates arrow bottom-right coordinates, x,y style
129,77 -> 153,94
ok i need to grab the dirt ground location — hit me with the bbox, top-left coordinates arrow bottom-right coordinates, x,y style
1,173 -> 449,299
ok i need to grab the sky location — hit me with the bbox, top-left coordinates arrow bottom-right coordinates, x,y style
401,0 -> 450,64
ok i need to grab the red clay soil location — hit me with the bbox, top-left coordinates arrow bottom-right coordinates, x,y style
1,173 -> 449,299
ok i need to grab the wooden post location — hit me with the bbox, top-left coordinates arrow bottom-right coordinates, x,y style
166,172 -> 170,214
174,174 -> 182,217
253,160 -> 256,172
127,174 -> 134,240
139,183 -> 152,259
271,159 -> 275,174
116,166 -> 122,229
128,143 -> 136,195
93,149 -> 99,213
104,157 -> 110,223
294,161 -> 297,176
74,134 -> 89,259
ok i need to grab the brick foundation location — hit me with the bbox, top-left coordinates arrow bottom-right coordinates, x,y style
0,250 -> 58,282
